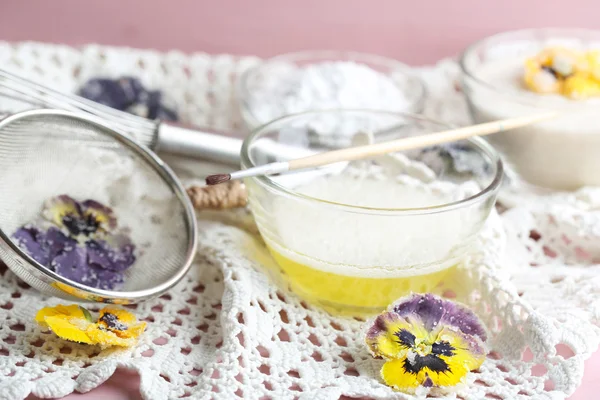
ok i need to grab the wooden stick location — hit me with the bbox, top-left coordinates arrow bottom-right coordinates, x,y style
205,112 -> 558,185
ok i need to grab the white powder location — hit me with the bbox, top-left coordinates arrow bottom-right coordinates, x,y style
0,140 -> 189,291
260,164 -> 483,279
244,61 -> 421,146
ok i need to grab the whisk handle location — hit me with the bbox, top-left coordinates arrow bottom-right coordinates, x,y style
156,122 -> 243,166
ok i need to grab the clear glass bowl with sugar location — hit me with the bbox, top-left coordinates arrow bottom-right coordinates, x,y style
460,28 -> 600,191
241,110 -> 503,315
237,51 -> 426,147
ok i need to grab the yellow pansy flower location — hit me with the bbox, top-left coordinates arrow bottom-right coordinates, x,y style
365,293 -> 487,395
35,304 -> 146,348
523,46 -> 600,99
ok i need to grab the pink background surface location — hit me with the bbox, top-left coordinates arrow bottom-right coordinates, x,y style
2,0 -> 599,398
1,0 -> 600,65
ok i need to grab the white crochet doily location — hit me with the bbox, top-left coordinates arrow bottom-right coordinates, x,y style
0,42 -> 599,400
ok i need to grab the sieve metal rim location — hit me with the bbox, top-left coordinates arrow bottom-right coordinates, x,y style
0,108 -> 198,302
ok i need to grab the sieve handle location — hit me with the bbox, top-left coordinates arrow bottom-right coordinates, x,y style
156,122 -> 243,166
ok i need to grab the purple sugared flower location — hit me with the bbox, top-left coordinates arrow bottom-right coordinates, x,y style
12,195 -> 136,290
365,293 -> 487,395
78,77 -> 145,112
12,225 -> 74,266
86,235 -> 136,272
12,225 -> 51,265
79,77 -> 178,121
52,246 -> 88,282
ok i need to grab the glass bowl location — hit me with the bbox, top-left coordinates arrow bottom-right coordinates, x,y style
237,51 -> 426,147
460,28 -> 600,191
241,109 -> 503,315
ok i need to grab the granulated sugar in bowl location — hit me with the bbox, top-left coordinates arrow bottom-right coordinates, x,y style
237,51 -> 426,147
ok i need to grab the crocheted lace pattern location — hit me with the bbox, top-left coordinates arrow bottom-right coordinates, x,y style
0,42 -> 598,400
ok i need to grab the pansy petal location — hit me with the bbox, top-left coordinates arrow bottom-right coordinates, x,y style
35,304 -> 85,327
105,234 -> 136,270
75,262 -> 124,290
393,293 -> 487,342
43,316 -> 94,344
42,195 -> 82,228
86,236 -> 135,272
85,326 -> 135,347
42,227 -> 75,262
381,358 -> 421,393
393,293 -> 445,332
92,267 -> 124,290
12,225 -> 49,265
98,307 -> 146,339
52,246 -> 89,283
81,200 -> 117,231
366,312 -> 416,359
439,303 -> 488,342
436,326 -> 486,373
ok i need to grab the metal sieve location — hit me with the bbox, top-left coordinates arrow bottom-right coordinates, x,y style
0,109 -> 198,303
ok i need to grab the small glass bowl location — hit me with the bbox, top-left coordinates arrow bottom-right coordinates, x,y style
237,51 -> 426,146
241,110 -> 502,315
460,28 -> 600,191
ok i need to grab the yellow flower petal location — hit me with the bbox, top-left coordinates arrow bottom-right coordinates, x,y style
35,304 -> 86,327
366,313 -> 411,359
43,195 -> 80,227
436,327 -> 486,374
366,312 -> 430,360
34,304 -> 145,348
43,316 -> 94,344
563,75 -> 600,99
99,307 -> 136,324
85,326 -> 134,347
97,307 -> 146,339
381,358 -> 421,393
381,354 -> 470,393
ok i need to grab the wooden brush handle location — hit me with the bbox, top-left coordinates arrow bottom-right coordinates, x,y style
288,113 -> 557,171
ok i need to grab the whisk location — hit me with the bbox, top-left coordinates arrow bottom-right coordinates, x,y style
0,68 -> 244,165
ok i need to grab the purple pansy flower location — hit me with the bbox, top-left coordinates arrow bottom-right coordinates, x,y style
79,77 -> 178,121
86,235 -> 136,272
12,195 -> 136,290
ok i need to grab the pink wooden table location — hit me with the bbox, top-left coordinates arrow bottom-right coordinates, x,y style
4,0 -> 600,398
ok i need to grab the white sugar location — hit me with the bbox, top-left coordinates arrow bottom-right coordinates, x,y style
244,61 -> 417,145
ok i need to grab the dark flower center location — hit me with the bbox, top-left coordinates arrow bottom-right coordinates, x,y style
541,65 -> 572,80
395,329 -> 416,348
62,213 -> 100,236
99,312 -> 127,331
403,354 -> 450,374
432,341 -> 455,357
395,328 -> 456,375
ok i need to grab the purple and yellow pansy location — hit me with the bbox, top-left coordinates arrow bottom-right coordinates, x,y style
12,195 -> 136,290
365,293 -> 487,394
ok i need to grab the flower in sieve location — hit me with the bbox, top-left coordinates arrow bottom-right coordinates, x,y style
86,234 -> 136,272
35,304 -> 146,348
12,225 -> 73,266
12,195 -> 136,290
43,195 -> 117,239
365,293 -> 487,394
